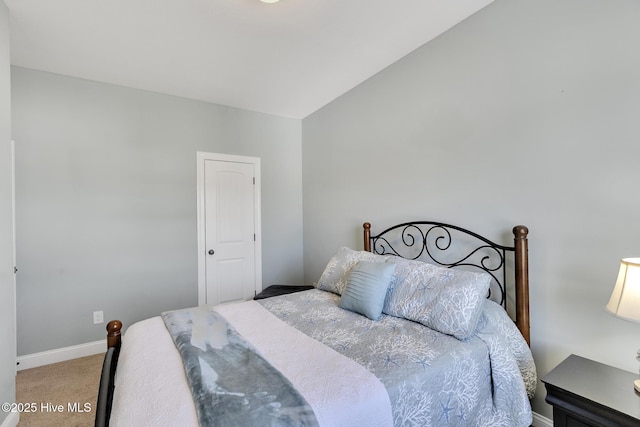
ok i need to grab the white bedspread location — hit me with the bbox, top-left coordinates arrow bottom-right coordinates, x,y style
110,300 -> 393,427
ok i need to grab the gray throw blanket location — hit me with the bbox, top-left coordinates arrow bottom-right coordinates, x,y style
162,306 -> 319,427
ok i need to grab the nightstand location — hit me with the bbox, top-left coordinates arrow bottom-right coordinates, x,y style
253,285 -> 314,300
542,354 -> 640,426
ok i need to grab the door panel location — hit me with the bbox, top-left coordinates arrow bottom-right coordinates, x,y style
216,171 -> 245,243
217,259 -> 245,303
204,160 -> 256,305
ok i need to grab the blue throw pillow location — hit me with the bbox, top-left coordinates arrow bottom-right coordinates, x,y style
339,261 -> 396,320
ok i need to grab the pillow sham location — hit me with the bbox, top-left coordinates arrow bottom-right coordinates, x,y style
339,261 -> 396,320
383,257 -> 491,340
316,247 -> 389,295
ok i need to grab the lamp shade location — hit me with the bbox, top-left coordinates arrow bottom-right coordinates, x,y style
606,258 -> 640,323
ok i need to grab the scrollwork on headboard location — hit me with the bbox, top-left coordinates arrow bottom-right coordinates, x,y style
363,221 -> 530,345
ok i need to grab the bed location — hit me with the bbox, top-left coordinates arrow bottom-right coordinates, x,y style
95,220 -> 536,427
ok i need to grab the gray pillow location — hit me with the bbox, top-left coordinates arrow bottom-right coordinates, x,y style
383,257 -> 491,339
339,261 -> 396,320
316,247 -> 389,295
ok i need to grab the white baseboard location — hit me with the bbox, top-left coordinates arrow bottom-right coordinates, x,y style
0,412 -> 19,427
16,339 -> 106,371
532,411 -> 553,427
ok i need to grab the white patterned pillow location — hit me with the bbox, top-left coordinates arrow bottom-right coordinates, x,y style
383,257 -> 491,339
316,247 -> 390,295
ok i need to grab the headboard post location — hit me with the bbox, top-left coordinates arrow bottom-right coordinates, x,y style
363,222 -> 371,252
513,225 -> 530,346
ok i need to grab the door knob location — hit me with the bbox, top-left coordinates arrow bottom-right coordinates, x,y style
208,250 -> 215,255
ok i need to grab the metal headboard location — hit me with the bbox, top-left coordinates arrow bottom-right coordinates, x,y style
363,221 -> 530,345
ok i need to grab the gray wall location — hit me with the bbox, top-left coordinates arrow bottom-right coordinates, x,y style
302,0 -> 640,418
0,1 -> 16,424
12,67 -> 303,355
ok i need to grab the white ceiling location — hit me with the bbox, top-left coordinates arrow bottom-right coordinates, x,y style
5,0 -> 493,119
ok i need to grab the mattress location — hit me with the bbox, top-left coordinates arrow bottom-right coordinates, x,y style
110,289 -> 535,427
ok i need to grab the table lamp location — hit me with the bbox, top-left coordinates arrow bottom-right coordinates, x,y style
606,258 -> 640,392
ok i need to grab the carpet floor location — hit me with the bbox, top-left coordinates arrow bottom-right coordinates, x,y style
16,353 -> 104,427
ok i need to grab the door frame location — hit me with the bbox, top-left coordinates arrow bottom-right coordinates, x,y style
196,152 -> 262,306
11,140 -> 16,374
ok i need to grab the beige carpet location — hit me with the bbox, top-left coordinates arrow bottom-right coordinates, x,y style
16,353 -> 104,427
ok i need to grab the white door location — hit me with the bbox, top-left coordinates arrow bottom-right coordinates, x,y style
197,153 -> 261,306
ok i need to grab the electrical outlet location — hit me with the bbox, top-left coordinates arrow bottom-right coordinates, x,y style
93,310 -> 104,325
